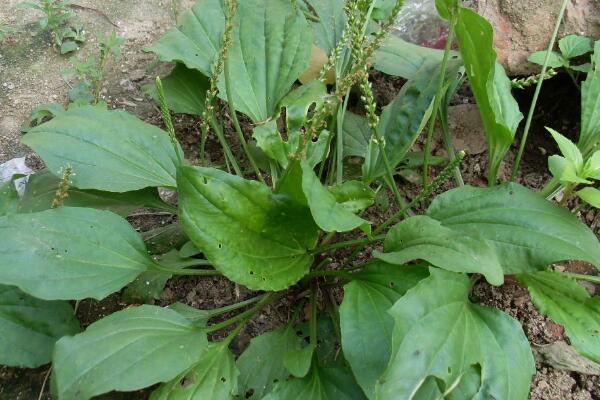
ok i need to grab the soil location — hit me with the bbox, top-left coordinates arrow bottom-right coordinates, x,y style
1,1 -> 599,400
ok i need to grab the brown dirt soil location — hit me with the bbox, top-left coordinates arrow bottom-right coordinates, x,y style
1,2 -> 599,400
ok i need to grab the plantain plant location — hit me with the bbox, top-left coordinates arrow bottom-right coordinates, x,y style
1,0 -> 600,399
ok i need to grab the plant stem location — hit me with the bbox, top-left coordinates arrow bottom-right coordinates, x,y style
160,259 -> 212,268
207,294 -> 268,318
423,9 -> 457,187
565,68 -> 581,91
210,115 -> 243,176
206,292 -> 278,333
336,89 -> 351,185
150,262 -> 221,276
309,282 -> 318,348
306,269 -> 354,280
562,272 -> 600,284
313,235 -> 385,254
559,183 -> 577,206
224,57 -> 265,183
510,0 -> 570,181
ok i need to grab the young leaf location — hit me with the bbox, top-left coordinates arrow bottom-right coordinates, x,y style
280,80 -> 327,136
18,169 -> 171,216
0,207 -> 151,300
548,155 -> 590,184
217,0 -> 313,122
148,0 -> 225,76
527,51 -> 566,68
427,183 -> 600,274
144,64 -> 209,116
305,0 -> 346,55
363,60 -> 460,183
0,285 -> 79,368
284,344 -> 315,378
150,341 -> 239,399
178,166 -> 318,290
518,270 -> 600,363
167,303 -> 210,327
328,181 -> 375,213
53,305 -> 208,400
376,269 -> 534,400
559,35 -> 593,60
582,151 -> 600,179
237,324 -> 303,399
263,365 -> 366,400
0,180 -> 19,217
580,40 -> 600,154
547,127 -> 584,170
340,262 -> 428,399
373,35 -> 458,80
455,7 -> 523,182
300,160 -> 370,233
375,216 -> 504,285
342,112 -> 371,158
577,187 -> 600,208
22,106 -> 183,192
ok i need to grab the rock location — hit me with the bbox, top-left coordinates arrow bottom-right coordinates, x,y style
474,0 -> 600,75
533,341 -> 600,375
443,104 -> 488,155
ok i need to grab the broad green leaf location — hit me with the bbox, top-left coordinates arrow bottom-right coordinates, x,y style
253,120 -> 289,168
577,186 -> 600,208
217,0 -> 313,122
263,365 -> 366,400
179,241 -> 201,258
548,155 -> 590,184
372,35 -> 458,80
143,222 -> 189,255
527,51 -> 566,68
280,80 -> 327,136
237,324 -> 303,399
22,106 -> 183,192
284,344 -> 315,378
123,270 -> 170,303
148,0 -> 225,76
518,270 -> 600,363
427,183 -> 600,274
0,180 -> 19,216
0,285 -> 79,368
455,7 -> 523,182
363,60 -> 460,183
53,305 -> 208,400
375,216 -> 504,285
559,35 -> 593,59
0,207 -> 151,300
328,181 -> 375,213
342,112 -> 371,158
145,64 -> 209,116
150,341 -> 239,400
580,40 -> 600,154
340,262 -> 428,398
547,127 -> 584,170
301,160 -> 370,233
178,166 -> 318,290
18,169 -> 171,216
306,0 -> 346,54
376,269 -> 534,400
571,63 -> 592,73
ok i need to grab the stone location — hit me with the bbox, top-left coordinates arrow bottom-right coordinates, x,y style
474,0 -> 600,75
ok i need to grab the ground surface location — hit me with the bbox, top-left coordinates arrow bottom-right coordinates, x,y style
0,1 -> 599,399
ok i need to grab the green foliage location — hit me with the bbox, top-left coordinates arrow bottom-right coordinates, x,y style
528,34 -> 594,73
454,6 -> 523,184
19,0 -> 83,53
3,1 -> 600,399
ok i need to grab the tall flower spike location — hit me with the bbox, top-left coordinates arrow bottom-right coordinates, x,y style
51,165 -> 74,209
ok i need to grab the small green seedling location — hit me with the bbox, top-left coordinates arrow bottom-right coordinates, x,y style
0,20 -> 15,42
528,34 -> 593,89
66,32 -> 125,104
18,0 -> 84,54
547,127 -> 600,208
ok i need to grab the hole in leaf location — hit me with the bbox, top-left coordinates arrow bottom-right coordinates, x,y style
220,376 -> 227,383
249,271 -> 255,275
273,379 -> 279,384
389,281 -> 395,288
245,389 -> 255,398
447,367 -> 452,375
218,243 -> 223,249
